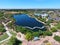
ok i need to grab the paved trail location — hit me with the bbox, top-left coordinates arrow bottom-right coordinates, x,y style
1,21 -> 60,45
0,22 -> 12,43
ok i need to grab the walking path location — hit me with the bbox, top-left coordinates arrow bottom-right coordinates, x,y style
16,32 -> 25,41
0,20 -> 60,45
1,21 -> 25,44
22,31 -> 60,45
22,36 -> 60,45
0,22 -> 12,43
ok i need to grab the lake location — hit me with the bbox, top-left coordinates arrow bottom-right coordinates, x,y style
13,14 -> 45,30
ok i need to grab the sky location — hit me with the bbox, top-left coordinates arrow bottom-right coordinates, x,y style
0,0 -> 60,9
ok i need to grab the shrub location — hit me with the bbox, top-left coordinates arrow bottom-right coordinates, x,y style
25,32 -> 33,41
39,30 -> 43,35
51,27 -> 57,32
56,23 -> 60,29
54,36 -> 60,42
33,32 -> 39,37
43,31 -> 52,36
0,24 -> 6,32
8,37 -> 22,45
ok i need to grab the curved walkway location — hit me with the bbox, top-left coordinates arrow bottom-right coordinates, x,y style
0,22 -> 12,43
1,20 -> 60,45
22,36 -> 60,45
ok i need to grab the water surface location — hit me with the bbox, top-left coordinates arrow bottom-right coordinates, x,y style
13,14 -> 44,29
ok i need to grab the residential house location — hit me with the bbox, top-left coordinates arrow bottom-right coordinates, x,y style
34,13 -> 48,18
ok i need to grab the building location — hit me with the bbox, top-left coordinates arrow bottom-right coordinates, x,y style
48,14 -> 60,21
34,13 -> 48,18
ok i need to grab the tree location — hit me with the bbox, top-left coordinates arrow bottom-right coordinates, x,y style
8,37 -> 22,45
46,20 -> 53,26
25,32 -> 33,41
9,37 -> 16,45
54,36 -> 60,42
0,24 -> 5,32
56,23 -> 60,29
39,30 -> 43,35
43,31 -> 52,36
0,12 -> 4,20
8,22 -> 13,28
42,18 -> 46,22
33,32 -> 40,37
51,27 -> 57,32
15,26 -> 27,33
39,18 -> 46,22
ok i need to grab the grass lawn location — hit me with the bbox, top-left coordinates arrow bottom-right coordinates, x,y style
10,31 -> 16,37
0,40 -> 9,45
46,42 -> 52,45
0,33 -> 8,41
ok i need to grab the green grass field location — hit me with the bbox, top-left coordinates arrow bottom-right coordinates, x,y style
0,33 -> 8,41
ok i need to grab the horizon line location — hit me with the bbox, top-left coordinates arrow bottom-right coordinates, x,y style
0,7 -> 60,9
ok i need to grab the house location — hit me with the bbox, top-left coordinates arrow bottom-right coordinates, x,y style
34,13 -> 48,18
48,14 -> 60,21
55,17 -> 60,21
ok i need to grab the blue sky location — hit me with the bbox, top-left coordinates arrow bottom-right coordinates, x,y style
0,0 -> 60,9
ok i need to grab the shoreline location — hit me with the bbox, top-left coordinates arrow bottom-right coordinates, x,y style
14,14 -> 45,29
24,26 -> 45,30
